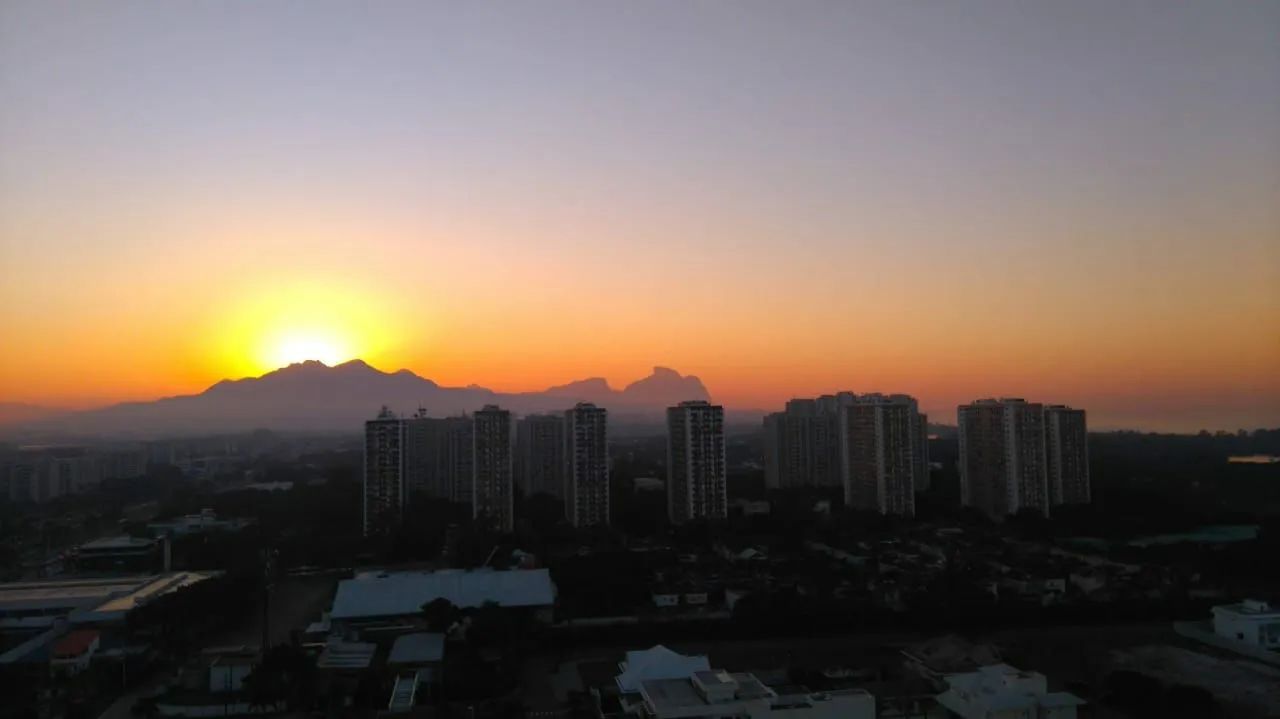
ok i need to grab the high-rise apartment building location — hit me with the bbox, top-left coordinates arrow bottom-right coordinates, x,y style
1045,405 -> 1090,506
441,416 -> 474,506
401,412 -> 475,505
764,397 -> 846,489
767,391 -> 928,509
913,408 -> 932,493
472,405 -> 513,532
565,403 -> 609,527
666,401 -> 727,524
363,406 -> 405,537
403,411 -> 439,501
958,398 -> 1050,521
838,394 -> 923,517
516,414 -> 566,499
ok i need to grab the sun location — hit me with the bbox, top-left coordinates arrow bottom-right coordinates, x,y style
206,279 -> 404,378
268,330 -> 351,368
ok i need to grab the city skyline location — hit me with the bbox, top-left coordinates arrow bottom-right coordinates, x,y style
2,5 -> 1278,718
2,2 -> 1278,433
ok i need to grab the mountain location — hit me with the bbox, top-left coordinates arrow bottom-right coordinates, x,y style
533,367 -> 710,409
9,361 -> 712,438
621,366 -> 711,407
0,402 -> 69,427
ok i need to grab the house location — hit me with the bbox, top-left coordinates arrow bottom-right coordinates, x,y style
936,664 -> 1084,719
1212,599 -> 1280,648
50,629 -> 99,675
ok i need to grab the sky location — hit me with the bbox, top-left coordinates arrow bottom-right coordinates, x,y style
1,1 -> 1278,432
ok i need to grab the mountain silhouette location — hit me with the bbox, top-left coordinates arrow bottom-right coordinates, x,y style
8,361 -> 711,437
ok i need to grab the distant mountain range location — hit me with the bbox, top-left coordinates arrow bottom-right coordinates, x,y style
3,360 -> 714,438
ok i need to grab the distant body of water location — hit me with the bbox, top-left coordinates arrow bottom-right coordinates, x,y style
1128,524 -> 1260,548
1067,524 -> 1262,551
1228,455 -> 1280,464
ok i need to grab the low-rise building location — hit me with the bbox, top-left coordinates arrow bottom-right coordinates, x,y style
0,572 -> 217,632
1212,599 -> 1280,648
616,645 -> 710,694
329,568 -> 556,627
147,509 -> 250,537
75,536 -> 167,574
50,629 -> 99,675
634,669 -> 875,719
936,664 -> 1084,719
317,638 -> 377,672
207,646 -> 257,693
387,632 -> 445,685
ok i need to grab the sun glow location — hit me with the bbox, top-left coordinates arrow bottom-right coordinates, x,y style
266,329 -> 352,368
204,278 -> 407,378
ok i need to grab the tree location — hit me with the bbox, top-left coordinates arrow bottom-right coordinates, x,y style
467,601 -> 520,648
242,644 -> 317,712
422,597 -> 460,632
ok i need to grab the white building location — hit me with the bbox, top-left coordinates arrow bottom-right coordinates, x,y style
606,645 -> 875,719
936,664 -> 1084,719
1212,599 -> 1280,648
328,568 -> 556,626
631,669 -> 874,719
616,645 -> 710,694
666,401 -> 727,524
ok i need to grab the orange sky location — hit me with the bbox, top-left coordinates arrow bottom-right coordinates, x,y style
1,2 -> 1278,432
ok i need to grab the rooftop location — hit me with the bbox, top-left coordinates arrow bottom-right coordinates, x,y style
617,645 -> 710,693
52,630 -> 99,658
939,664 -> 1084,716
1216,599 -> 1277,616
330,568 -> 555,620
641,677 -> 705,712
388,633 -> 445,664
0,572 -> 216,621
317,640 -> 377,670
79,536 -> 158,552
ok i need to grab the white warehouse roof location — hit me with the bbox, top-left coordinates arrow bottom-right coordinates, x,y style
617,645 -> 710,693
330,568 -> 555,620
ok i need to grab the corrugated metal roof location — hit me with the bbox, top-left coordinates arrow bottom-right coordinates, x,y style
317,641 -> 376,670
617,645 -> 710,693
330,569 -> 555,620
388,633 -> 445,664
